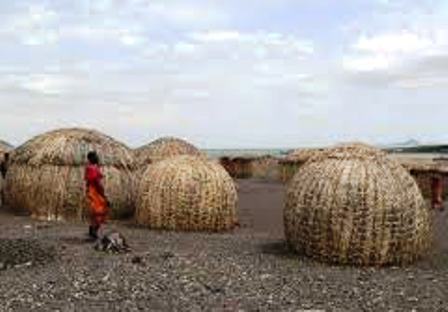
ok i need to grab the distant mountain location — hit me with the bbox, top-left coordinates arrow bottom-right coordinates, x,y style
384,139 -> 420,148
385,139 -> 448,154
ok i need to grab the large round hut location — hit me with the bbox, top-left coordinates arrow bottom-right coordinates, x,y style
135,137 -> 203,168
284,143 -> 431,266
136,155 -> 238,232
5,128 -> 135,221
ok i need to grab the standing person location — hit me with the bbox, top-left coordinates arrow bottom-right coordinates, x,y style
85,151 -> 109,239
0,153 -> 9,207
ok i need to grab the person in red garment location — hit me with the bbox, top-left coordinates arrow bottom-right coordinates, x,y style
85,151 -> 110,239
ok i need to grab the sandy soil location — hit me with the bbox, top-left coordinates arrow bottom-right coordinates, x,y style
0,179 -> 447,311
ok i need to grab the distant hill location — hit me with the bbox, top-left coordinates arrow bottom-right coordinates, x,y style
386,144 -> 448,154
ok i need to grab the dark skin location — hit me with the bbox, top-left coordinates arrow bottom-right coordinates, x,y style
0,153 -> 9,179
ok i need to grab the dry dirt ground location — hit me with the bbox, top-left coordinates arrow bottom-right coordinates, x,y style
0,179 -> 448,312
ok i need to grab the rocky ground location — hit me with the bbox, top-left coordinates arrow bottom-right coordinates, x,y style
0,179 -> 447,311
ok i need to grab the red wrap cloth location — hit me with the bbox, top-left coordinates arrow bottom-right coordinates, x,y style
85,164 -> 109,227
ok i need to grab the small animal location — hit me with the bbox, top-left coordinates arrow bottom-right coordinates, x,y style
94,231 -> 130,253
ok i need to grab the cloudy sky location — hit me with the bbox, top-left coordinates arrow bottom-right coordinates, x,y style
0,0 -> 447,148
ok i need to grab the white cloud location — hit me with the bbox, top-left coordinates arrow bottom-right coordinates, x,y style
343,54 -> 392,72
354,32 -> 433,54
190,31 -> 242,42
2,74 -> 82,96
0,4 -> 60,46
343,28 -> 448,89
189,30 -> 314,56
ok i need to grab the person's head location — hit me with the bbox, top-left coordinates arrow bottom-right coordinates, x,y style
87,151 -> 100,165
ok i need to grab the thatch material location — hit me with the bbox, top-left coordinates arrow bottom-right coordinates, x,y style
285,143 -> 432,266
219,157 -> 252,179
136,155 -> 238,232
5,128 -> 135,221
279,148 -> 324,183
250,156 -> 280,180
135,137 -> 203,167
220,155 -> 280,180
390,154 -> 448,199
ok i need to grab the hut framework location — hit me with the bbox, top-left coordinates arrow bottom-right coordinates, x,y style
136,155 -> 238,232
284,144 -> 432,266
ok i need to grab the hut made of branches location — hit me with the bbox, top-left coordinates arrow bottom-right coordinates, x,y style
5,128 -> 135,221
135,137 -> 203,168
136,155 -> 238,232
279,148 -> 324,183
285,143 -> 431,266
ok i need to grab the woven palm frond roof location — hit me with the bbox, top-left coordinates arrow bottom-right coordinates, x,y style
10,128 -> 135,168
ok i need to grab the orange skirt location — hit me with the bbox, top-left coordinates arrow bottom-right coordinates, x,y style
87,186 -> 108,227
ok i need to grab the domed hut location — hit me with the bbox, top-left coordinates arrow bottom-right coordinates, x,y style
135,137 -> 203,168
5,128 -> 135,221
284,143 -> 431,266
136,155 -> 238,232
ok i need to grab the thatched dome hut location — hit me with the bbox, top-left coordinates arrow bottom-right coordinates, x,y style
135,137 -> 203,168
136,155 -> 238,232
284,143 -> 431,266
5,128 -> 135,221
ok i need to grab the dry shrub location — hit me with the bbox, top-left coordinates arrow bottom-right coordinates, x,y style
136,155 -> 238,232
5,128 -> 135,221
285,143 -> 431,266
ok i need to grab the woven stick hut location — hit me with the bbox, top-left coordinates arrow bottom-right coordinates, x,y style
136,155 -> 238,232
5,128 -> 135,221
135,137 -> 203,168
284,143 -> 431,266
